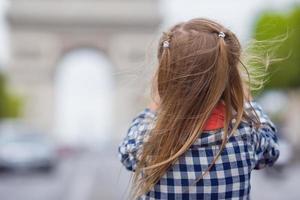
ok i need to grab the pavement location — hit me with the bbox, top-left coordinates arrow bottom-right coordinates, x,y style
0,143 -> 299,200
0,144 -> 131,200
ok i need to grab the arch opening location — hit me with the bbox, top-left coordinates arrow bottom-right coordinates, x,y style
54,48 -> 114,148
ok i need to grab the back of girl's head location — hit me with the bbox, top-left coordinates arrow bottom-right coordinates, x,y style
156,18 -> 243,113
132,18 -> 254,198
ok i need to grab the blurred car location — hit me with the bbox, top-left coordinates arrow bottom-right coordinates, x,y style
0,120 -> 58,172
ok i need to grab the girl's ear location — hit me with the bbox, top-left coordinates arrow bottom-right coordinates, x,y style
150,69 -> 160,110
243,82 -> 253,101
149,85 -> 160,112
148,101 -> 159,112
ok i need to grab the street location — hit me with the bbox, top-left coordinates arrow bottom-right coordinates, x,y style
0,143 -> 299,200
0,143 -> 131,200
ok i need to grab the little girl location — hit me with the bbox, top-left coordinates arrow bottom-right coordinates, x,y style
118,18 -> 280,199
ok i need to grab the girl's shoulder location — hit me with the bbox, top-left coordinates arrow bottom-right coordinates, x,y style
191,121 -> 253,149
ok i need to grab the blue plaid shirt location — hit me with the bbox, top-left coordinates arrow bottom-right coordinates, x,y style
118,101 -> 280,199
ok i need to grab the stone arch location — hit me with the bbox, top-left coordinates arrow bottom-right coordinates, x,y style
52,45 -> 114,81
6,0 -> 161,138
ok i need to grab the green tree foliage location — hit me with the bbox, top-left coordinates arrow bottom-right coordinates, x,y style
253,6 -> 300,90
0,72 -> 22,118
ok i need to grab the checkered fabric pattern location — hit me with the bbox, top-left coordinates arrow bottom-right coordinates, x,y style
118,101 -> 280,199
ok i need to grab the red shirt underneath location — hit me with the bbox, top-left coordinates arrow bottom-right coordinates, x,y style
203,103 -> 225,131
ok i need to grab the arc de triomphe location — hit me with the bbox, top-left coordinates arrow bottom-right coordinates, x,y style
6,0 -> 161,140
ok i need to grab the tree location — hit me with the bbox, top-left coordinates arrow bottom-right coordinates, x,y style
0,72 -> 22,119
252,6 -> 300,90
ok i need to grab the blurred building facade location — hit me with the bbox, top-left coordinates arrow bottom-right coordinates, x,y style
5,0 -> 161,139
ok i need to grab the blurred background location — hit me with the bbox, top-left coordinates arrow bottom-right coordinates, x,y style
0,0 -> 299,199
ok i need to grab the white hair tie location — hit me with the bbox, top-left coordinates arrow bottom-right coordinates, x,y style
218,32 -> 226,38
163,40 -> 170,48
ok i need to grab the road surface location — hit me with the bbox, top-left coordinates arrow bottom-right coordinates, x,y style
0,143 -> 299,200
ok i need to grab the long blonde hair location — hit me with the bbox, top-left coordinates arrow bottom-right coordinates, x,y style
132,18 -> 258,198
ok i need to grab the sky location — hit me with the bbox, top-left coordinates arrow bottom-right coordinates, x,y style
161,0 -> 300,43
